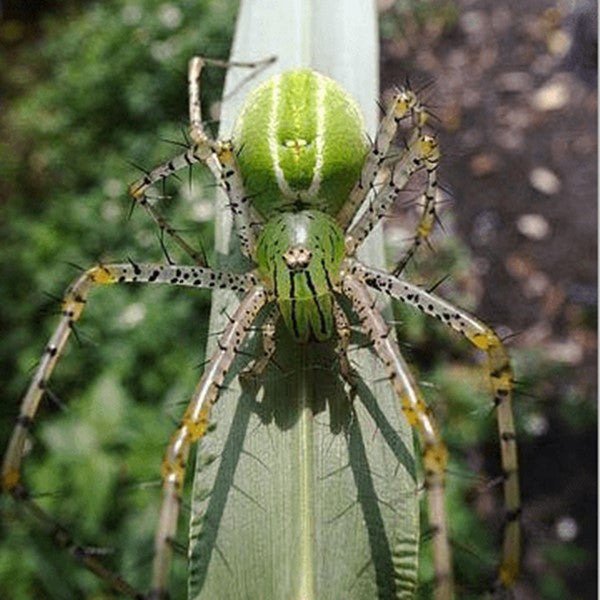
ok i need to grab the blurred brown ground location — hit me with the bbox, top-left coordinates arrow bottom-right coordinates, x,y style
380,0 -> 597,597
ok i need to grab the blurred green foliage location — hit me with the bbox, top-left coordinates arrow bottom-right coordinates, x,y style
0,1 -> 237,597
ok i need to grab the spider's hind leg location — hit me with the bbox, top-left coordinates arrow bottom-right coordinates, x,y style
2,262 -> 257,598
337,83 -> 430,231
130,55 -> 274,263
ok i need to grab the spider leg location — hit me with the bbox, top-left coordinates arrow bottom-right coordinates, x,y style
188,55 -> 276,135
135,194 -> 208,266
128,136 -> 218,267
149,286 -> 268,599
337,85 -> 429,230
393,135 -> 441,275
9,492 -> 143,599
129,57 -> 272,262
351,259 -> 521,591
2,262 -> 256,595
128,57 -> 222,198
240,304 -> 279,380
341,274 -> 453,600
213,138 -> 262,258
345,133 -> 439,254
332,299 -> 357,391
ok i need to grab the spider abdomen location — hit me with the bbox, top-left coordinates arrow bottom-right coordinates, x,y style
232,69 -> 369,218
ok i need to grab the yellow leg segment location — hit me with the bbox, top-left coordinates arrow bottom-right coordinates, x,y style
345,133 -> 440,254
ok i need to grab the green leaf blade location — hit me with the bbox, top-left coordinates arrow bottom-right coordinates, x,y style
189,1 -> 419,598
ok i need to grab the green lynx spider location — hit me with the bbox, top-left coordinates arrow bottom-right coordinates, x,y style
2,57 -> 520,599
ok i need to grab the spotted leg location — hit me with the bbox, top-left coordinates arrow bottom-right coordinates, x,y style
149,286 -> 268,599
240,305 -> 279,380
1,262 -> 256,596
345,134 -> 440,255
351,259 -> 521,591
393,134 -> 441,275
336,85 -> 429,230
332,299 -> 357,391
129,57 -> 274,260
341,274 -> 453,600
128,56 -> 225,266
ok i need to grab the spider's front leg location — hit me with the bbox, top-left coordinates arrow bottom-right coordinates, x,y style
1,262 -> 256,597
341,273 -> 453,600
353,260 -> 521,592
149,286 -> 268,599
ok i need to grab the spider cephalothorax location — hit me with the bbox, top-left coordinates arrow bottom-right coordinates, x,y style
2,58 -> 521,600
255,209 -> 345,342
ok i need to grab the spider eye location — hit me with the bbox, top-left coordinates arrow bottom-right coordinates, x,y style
282,245 -> 312,270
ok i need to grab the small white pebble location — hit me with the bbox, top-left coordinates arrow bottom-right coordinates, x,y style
516,213 -> 551,240
531,80 -> 570,111
546,339 -> 584,364
524,413 -> 549,436
547,30 -> 571,57
555,516 -> 578,541
523,271 -> 550,297
529,167 -> 561,195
